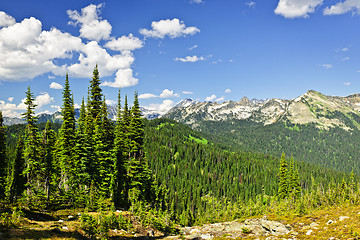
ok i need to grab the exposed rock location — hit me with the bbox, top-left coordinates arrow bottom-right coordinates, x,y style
306,229 -> 313,235
147,229 -> 155,237
339,216 -> 349,221
326,220 -> 333,225
166,217 -> 291,239
310,222 -> 319,229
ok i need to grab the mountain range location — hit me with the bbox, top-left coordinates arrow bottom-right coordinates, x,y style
4,90 -> 360,130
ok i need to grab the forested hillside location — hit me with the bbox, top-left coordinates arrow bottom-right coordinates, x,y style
194,119 -> 360,174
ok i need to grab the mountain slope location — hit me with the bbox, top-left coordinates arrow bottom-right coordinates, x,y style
165,90 -> 360,130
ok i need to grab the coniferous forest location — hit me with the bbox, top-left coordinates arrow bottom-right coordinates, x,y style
1,66 -> 360,238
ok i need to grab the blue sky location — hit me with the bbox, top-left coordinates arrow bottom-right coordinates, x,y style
1,0 -> 360,117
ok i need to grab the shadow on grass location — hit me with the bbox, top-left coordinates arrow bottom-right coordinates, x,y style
0,227 -> 174,240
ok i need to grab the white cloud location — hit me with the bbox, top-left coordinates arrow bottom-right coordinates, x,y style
8,97 -> 13,102
139,93 -> 158,99
191,0 -> 204,3
48,75 -> 55,79
139,89 -> 180,99
160,89 -> 180,98
105,99 -> 116,105
225,89 -> 231,93
102,68 -> 138,88
342,47 -> 350,52
35,92 -> 54,108
246,1 -> 256,8
67,4 -> 112,41
36,110 -> 51,116
67,41 -> 135,78
274,0 -> 323,18
175,55 -> 205,62
105,34 -> 144,52
344,82 -> 351,86
0,16 -> 83,81
342,57 -> 350,61
140,18 -> 199,39
216,97 -> 225,102
146,99 -> 175,114
320,63 -> 333,69
50,82 -> 63,89
0,11 -> 15,27
51,105 -> 61,111
74,103 -> 81,109
182,91 -> 193,94
205,94 -> 216,102
188,44 -> 198,51
324,0 -> 360,15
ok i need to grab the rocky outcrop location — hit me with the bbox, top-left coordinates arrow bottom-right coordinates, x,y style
164,217 -> 292,239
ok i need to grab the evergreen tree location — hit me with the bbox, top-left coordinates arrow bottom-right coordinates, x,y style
42,121 -> 56,201
278,152 -> 288,199
127,92 -> 154,203
287,156 -> 294,195
56,74 -> 76,191
113,90 -> 127,207
9,136 -> 26,203
0,111 -> 7,200
88,65 -> 103,120
22,86 -> 42,197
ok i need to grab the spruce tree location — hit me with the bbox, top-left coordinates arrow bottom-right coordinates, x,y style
287,156 -> 294,195
278,152 -> 288,199
9,136 -> 26,203
0,111 -> 7,200
22,86 -> 42,197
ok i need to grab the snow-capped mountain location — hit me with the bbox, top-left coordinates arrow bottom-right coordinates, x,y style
164,90 -> 360,130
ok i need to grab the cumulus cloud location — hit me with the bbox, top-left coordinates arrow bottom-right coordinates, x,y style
0,11 -> 15,27
320,63 -> 333,69
139,89 -> 180,99
105,34 -> 144,52
324,0 -> 360,15
216,97 -> 225,102
225,89 -> 231,93
182,91 -> 193,94
50,82 -> 63,89
344,82 -> 351,86
8,97 -> 13,102
140,18 -> 199,39
160,89 -> 180,98
0,16 -> 83,81
274,0 -> 323,18
35,92 -> 54,108
102,68 -> 138,88
146,99 -> 175,114
67,4 -> 112,41
205,94 -> 216,102
175,55 -> 205,62
1,92 -> 54,117
105,99 -> 116,105
51,105 -> 61,111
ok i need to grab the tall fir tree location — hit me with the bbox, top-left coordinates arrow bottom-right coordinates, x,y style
278,152 -> 288,199
0,111 -> 7,200
42,121 -> 56,201
127,92 -> 155,203
113,90 -> 127,207
88,65 -> 103,120
22,86 -> 42,197
287,156 -> 294,195
9,136 -> 26,203
56,74 -> 76,191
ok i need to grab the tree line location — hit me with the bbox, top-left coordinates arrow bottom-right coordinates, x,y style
0,66 -> 159,210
